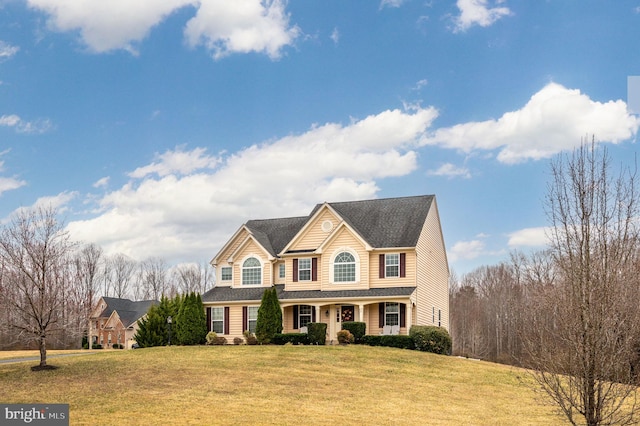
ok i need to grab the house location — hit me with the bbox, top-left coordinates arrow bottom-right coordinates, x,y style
202,195 -> 449,343
89,297 -> 158,349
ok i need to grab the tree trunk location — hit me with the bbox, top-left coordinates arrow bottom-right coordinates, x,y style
39,334 -> 47,367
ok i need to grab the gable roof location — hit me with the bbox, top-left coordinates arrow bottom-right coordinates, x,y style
312,195 -> 434,248
244,216 -> 309,257
97,297 -> 158,328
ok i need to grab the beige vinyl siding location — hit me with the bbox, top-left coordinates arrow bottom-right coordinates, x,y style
415,198 -> 450,330
215,229 -> 250,287
284,256 -> 321,291
288,209 -> 339,251
320,227 -> 369,291
369,251 -> 417,288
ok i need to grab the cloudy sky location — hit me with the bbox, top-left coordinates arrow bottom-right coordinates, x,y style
1,0 -> 639,275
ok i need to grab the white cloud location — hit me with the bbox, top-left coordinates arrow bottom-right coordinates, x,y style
427,163 -> 471,179
412,79 -> 428,91
184,0 -> 300,59
0,151 -> 27,196
330,28 -> 340,44
27,0 -> 299,59
422,83 -> 640,163
380,0 -> 406,9
507,227 -> 549,247
66,107 -> 437,263
27,0 -> 195,54
0,41 -> 19,59
93,177 -> 110,188
453,0 -> 511,32
0,114 -> 53,134
448,239 -> 486,262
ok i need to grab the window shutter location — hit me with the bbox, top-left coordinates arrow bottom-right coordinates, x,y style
312,307 -> 316,323
242,306 -> 248,332
311,258 -> 318,281
206,307 -> 211,332
379,254 -> 385,278
379,303 -> 385,328
224,307 -> 230,335
293,305 -> 299,329
400,303 -> 406,328
400,253 -> 406,278
293,259 -> 298,282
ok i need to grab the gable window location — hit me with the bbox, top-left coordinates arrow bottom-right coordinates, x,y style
279,264 -> 285,279
242,257 -> 262,285
333,252 -> 356,282
385,254 -> 399,278
298,259 -> 311,281
221,267 -> 232,281
212,307 -> 224,333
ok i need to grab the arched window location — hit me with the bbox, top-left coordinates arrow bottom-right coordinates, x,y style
333,251 -> 356,282
242,257 -> 262,285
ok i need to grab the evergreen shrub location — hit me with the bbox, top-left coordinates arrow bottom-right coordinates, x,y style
409,325 -> 452,355
307,322 -> 327,345
341,322 -> 366,343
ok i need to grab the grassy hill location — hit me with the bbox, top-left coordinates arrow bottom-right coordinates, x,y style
0,345 -> 564,425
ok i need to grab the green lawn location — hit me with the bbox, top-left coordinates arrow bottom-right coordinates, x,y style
0,345 -> 564,425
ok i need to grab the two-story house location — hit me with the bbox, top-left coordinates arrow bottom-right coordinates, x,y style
90,297 -> 158,349
202,195 -> 449,343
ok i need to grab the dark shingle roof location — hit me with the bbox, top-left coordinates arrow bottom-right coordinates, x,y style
245,216 -> 309,257
99,297 -> 158,327
202,284 -> 415,303
324,195 -> 434,248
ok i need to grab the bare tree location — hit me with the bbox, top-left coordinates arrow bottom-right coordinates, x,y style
0,206 -> 76,368
72,243 -> 103,347
171,262 -> 214,295
523,141 -> 640,425
106,253 -> 136,299
138,257 -> 167,300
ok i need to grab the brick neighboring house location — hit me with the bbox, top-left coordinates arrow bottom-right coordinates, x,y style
203,194 -> 449,343
90,297 -> 158,349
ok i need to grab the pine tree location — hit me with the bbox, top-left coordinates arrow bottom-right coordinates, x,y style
255,287 -> 282,344
175,292 -> 207,345
134,295 -> 176,347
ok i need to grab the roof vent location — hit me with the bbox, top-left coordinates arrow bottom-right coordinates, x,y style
321,220 -> 333,232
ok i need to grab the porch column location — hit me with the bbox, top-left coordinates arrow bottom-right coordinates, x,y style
407,302 -> 413,334
315,305 -> 321,323
358,304 -> 364,322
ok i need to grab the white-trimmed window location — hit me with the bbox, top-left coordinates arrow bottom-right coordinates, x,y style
298,258 -> 311,281
385,302 -> 400,327
212,307 -> 224,333
279,264 -> 285,279
242,257 -> 262,285
221,267 -> 232,281
385,254 -> 400,278
248,306 -> 259,333
299,305 -> 312,328
333,251 -> 356,282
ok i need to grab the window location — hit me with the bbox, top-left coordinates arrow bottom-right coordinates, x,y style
212,307 -> 224,333
438,309 -> 441,327
279,264 -> 285,279
333,252 -> 356,282
299,305 -> 312,328
221,267 -> 232,281
247,307 -> 259,333
298,258 -> 311,281
242,257 -> 261,285
385,254 -> 399,278
385,302 -> 399,327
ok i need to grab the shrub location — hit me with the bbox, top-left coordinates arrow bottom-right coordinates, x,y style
307,322 -> 327,345
212,336 -> 227,345
410,325 -> 452,355
341,322 -> 366,343
362,335 -> 382,346
380,335 -> 414,349
111,344 -> 123,349
255,287 -> 283,344
243,330 -> 258,345
272,333 -> 310,345
92,344 -> 103,349
206,331 -> 217,345
337,330 -> 354,344
233,337 -> 244,345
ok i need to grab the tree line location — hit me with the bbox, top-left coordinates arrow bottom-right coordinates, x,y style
0,206 -> 214,363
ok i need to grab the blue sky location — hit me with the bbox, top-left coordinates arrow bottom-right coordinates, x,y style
1,0 -> 639,275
